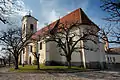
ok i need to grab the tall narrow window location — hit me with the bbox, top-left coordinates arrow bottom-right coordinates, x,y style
23,24 -> 25,34
23,48 -> 25,54
30,46 -> 32,52
30,24 -> 34,32
40,42 -> 42,50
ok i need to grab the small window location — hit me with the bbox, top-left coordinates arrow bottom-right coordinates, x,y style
30,24 -> 34,31
40,42 -> 42,50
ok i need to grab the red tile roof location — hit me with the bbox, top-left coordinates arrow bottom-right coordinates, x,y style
32,8 -> 99,40
107,48 -> 120,54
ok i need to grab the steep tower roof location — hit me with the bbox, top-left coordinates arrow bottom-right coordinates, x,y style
22,14 -> 38,21
32,8 -> 100,39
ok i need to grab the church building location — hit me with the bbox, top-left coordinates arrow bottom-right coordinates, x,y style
20,8 -> 106,69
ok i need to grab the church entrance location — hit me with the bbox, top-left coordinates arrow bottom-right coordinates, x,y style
29,57 -> 32,65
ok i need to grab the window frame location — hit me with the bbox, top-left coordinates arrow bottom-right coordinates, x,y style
30,24 -> 34,31
40,42 -> 42,50
30,45 -> 32,52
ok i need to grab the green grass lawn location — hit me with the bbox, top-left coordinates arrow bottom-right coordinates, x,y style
9,64 -> 85,72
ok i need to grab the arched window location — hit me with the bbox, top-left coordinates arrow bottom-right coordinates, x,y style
30,24 -> 34,32
40,42 -> 42,50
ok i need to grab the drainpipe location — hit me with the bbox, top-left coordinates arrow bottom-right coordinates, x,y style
80,28 -> 86,69
81,40 -> 86,69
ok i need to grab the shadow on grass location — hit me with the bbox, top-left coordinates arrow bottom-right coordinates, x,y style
9,65 -> 87,73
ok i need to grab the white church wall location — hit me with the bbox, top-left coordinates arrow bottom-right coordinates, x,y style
70,27 -> 82,63
28,43 -> 35,64
71,52 -> 82,62
105,54 -> 120,63
46,41 -> 63,62
46,40 -> 82,64
38,40 -> 46,64
84,41 -> 106,62
41,24 -> 104,67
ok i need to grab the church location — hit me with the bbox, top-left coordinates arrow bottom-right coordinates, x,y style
20,8 -> 106,69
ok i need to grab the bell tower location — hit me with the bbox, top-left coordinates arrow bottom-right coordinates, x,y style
22,14 -> 38,39
21,14 -> 38,64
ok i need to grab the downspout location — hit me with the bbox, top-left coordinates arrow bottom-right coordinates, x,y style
79,27 -> 86,68
81,40 -> 86,68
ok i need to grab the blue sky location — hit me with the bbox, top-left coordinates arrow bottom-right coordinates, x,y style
23,0 -> 119,47
0,0 -> 108,30
23,0 -> 108,29
0,0 -> 119,47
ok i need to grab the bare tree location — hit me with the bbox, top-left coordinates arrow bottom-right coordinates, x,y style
100,0 -> 120,22
100,25 -> 120,44
0,27 -> 33,69
0,55 -> 7,66
43,20 -> 98,68
1,47 -> 14,67
100,0 -> 120,45
0,0 -> 25,24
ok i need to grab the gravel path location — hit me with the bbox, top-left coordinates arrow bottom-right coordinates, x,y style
0,66 -> 120,80
0,71 -> 120,80
0,73 -> 87,80
0,66 -> 13,72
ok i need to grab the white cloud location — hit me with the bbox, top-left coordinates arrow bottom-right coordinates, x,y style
39,0 -> 44,3
13,0 -> 30,16
38,0 -> 60,28
38,9 -> 60,29
38,0 -> 90,29
48,10 -> 60,23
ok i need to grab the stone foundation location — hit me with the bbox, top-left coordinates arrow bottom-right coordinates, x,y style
45,61 -> 107,69
107,63 -> 120,69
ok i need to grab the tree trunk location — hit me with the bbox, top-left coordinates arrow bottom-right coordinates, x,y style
15,57 -> 19,69
37,56 -> 40,70
67,55 -> 71,69
8,54 -> 11,67
3,59 -> 6,66
67,61 -> 71,69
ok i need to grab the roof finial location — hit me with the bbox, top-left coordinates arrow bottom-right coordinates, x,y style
28,10 -> 31,16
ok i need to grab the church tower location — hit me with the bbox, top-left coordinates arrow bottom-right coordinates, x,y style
22,14 -> 38,39
21,14 -> 38,64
